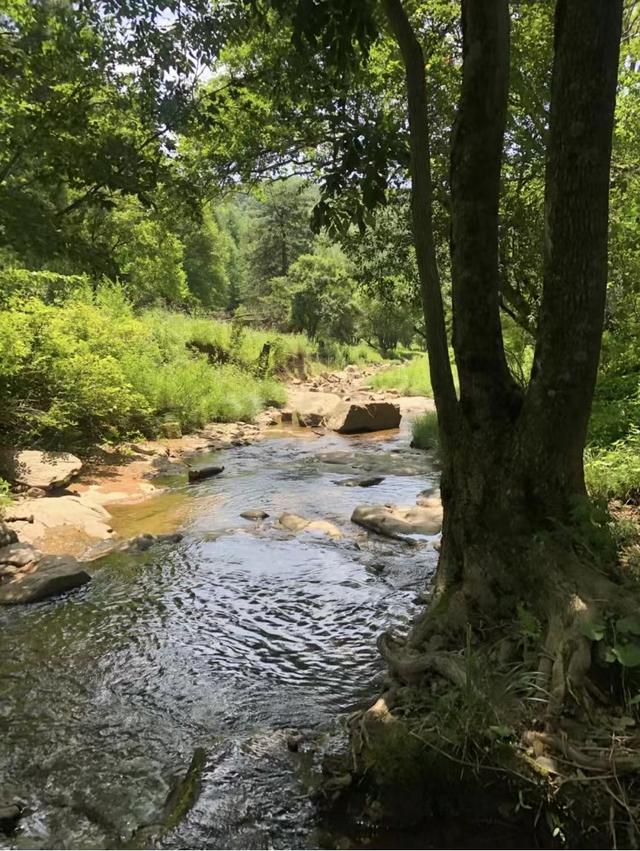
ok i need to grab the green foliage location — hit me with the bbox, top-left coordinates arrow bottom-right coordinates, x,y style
289,243 -> 359,342
585,431 -> 640,503
0,477 -> 12,516
411,411 -> 439,452
0,268 -> 90,306
0,280 -> 306,448
181,206 -> 233,309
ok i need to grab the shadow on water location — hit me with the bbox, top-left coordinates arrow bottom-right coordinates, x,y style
0,425 -> 439,849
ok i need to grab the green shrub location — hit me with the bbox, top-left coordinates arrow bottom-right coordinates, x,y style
0,477 -> 12,516
585,431 -> 640,502
411,411 -> 440,451
0,268 -> 90,306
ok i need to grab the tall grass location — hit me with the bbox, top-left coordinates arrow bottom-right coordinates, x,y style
411,410 -> 440,451
369,356 -> 435,396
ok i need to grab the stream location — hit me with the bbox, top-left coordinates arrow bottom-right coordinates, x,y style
0,424 -> 439,849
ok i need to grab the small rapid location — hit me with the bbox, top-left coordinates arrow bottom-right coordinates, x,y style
0,426 -> 439,849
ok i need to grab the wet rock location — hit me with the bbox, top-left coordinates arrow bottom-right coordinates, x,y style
335,476 -> 385,488
286,732 -> 304,752
0,802 -> 21,834
125,532 -> 183,552
0,542 -> 42,568
0,522 -> 18,548
416,488 -> 440,506
279,513 -> 342,539
187,463 -> 225,483
0,449 -> 82,491
0,555 -> 91,604
240,509 -> 269,521
326,401 -> 401,434
351,503 -> 442,538
82,532 -> 183,561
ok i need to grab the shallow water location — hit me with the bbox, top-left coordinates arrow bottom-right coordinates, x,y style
0,426 -> 439,849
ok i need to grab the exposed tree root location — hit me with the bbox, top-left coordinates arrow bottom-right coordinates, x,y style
377,632 -> 467,686
325,540 -> 640,847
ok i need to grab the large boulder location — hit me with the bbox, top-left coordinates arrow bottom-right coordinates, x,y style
0,555 -> 91,604
285,389 -> 342,428
0,449 -> 82,491
326,401 -> 401,434
351,502 -> 442,538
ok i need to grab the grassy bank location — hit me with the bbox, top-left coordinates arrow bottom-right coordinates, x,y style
369,356 -> 433,396
0,278 -> 380,450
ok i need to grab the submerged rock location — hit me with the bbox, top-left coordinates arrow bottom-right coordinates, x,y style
279,512 -> 342,539
351,503 -> 442,538
0,449 -> 82,491
240,509 -> 269,521
83,532 -> 184,561
326,401 -> 401,434
187,463 -> 225,483
0,555 -> 91,604
335,476 -> 385,488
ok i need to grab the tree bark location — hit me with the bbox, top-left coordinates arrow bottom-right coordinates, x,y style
450,0 -> 521,429
521,0 -> 623,509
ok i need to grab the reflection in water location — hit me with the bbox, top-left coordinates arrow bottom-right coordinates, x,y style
0,427 -> 438,849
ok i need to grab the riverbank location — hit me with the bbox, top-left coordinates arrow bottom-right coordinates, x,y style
2,363 -> 435,559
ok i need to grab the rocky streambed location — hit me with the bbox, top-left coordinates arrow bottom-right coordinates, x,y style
0,368 -> 439,848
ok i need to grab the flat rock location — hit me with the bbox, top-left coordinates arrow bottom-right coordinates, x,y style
335,476 -> 385,488
326,401 -> 401,434
351,503 -> 442,538
0,542 -> 42,567
5,494 -> 113,546
0,555 -> 91,604
0,449 -> 82,490
279,512 -> 342,539
240,509 -> 269,521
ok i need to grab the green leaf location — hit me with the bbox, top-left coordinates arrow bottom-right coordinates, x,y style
616,614 -> 640,636
488,725 -> 513,740
612,642 -> 640,668
581,620 -> 606,641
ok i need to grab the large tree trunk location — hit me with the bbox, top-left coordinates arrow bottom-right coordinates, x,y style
385,0 -> 622,616
521,0 -> 623,511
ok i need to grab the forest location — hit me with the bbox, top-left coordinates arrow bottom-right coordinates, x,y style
2,0 -> 640,849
